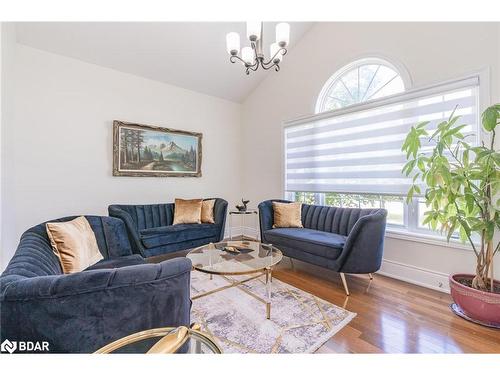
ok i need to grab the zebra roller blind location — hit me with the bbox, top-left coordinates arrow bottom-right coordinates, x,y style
284,76 -> 480,196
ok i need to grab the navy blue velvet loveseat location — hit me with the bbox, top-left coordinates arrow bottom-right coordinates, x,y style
259,200 -> 387,295
108,198 -> 228,258
0,216 -> 192,353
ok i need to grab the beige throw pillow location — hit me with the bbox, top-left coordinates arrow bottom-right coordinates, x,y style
201,199 -> 216,224
46,216 -> 103,274
173,198 -> 203,225
272,202 -> 304,228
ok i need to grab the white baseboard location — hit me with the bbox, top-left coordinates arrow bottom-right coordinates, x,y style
378,259 -> 450,293
223,227 -> 450,293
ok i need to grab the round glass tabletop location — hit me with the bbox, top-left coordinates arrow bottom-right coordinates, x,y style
95,326 -> 221,354
187,241 -> 283,276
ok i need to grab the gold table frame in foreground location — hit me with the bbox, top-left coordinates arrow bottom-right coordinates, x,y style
94,325 -> 222,354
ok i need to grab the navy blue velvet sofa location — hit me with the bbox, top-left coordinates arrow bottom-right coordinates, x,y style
108,198 -> 228,258
259,200 -> 387,295
0,215 -> 192,353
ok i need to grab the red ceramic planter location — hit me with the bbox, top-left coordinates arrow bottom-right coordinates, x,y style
449,274 -> 500,326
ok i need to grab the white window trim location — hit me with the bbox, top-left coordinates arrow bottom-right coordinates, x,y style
385,228 -> 475,252
281,68 -> 490,249
285,73 -> 483,128
315,56 -> 412,114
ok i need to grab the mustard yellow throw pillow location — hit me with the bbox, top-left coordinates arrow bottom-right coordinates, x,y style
46,216 -> 103,274
201,199 -> 216,224
173,198 -> 203,225
272,202 -> 304,228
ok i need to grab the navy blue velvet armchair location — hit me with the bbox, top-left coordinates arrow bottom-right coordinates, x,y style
108,198 -> 228,258
259,200 -> 387,295
0,216 -> 192,353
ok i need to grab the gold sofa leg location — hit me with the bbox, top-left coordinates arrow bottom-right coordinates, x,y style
340,273 -> 350,296
369,273 -> 373,280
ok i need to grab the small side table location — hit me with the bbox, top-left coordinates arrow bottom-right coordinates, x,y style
228,209 -> 259,240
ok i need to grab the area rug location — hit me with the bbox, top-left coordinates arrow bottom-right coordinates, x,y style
190,271 -> 356,353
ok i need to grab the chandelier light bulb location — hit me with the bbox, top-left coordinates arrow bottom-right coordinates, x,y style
270,43 -> 282,63
246,21 -> 262,42
241,47 -> 255,65
226,32 -> 240,55
276,22 -> 290,47
227,22 -> 289,74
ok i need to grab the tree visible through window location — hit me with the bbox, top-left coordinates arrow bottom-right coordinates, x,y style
316,58 -> 406,113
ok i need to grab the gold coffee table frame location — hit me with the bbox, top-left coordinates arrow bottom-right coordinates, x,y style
187,241 -> 283,320
95,324 -> 222,354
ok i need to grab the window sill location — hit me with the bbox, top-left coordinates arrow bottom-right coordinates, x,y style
385,228 -> 474,251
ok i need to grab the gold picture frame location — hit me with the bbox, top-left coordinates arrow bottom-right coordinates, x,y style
113,120 -> 202,177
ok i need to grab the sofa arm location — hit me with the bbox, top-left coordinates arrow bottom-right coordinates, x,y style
258,199 -> 291,242
337,209 -> 387,274
108,206 -> 145,256
213,198 -> 228,241
0,258 -> 192,353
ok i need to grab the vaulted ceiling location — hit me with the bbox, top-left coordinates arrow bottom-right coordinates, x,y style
14,22 -> 314,102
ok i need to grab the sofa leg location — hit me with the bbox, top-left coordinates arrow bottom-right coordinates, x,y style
368,273 -> 373,280
289,257 -> 295,270
340,273 -> 350,296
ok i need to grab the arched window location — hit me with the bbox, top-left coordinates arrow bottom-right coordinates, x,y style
316,58 -> 407,113
288,57 -> 481,239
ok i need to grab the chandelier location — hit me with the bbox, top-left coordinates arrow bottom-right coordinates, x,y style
225,22 -> 290,75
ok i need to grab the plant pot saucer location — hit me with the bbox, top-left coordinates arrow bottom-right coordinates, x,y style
450,303 -> 500,329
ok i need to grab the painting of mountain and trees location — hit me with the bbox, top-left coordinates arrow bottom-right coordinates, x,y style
113,121 -> 202,177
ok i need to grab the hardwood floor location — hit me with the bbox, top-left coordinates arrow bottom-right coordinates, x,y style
272,258 -> 500,353
149,246 -> 500,354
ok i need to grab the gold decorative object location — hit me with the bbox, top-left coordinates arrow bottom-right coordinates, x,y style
223,246 -> 240,254
147,326 -> 189,354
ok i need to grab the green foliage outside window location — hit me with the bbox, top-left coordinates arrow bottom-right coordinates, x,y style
292,192 -> 405,226
293,192 -> 316,205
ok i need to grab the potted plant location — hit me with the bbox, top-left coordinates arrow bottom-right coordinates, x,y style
402,103 -> 499,327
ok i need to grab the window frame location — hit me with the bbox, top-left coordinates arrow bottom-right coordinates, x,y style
281,68 -> 489,251
315,57 -> 411,114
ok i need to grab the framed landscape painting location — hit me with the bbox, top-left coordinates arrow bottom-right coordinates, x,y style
113,120 -> 202,177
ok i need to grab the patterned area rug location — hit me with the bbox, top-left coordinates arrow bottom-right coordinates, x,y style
190,271 -> 356,353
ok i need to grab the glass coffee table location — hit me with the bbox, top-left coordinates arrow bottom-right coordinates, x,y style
95,324 -> 221,354
187,240 -> 283,319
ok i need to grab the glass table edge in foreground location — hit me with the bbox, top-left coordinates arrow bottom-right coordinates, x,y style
94,326 -> 222,354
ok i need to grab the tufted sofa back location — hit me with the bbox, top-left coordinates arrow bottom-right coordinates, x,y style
109,204 -> 175,230
301,204 -> 383,236
258,199 -> 385,237
0,216 -> 131,293
109,198 -> 227,231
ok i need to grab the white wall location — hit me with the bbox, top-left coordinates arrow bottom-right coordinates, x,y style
241,22 -> 500,291
1,44 -> 242,268
1,23 -> 17,269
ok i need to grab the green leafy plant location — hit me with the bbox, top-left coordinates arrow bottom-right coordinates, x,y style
402,104 -> 500,292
